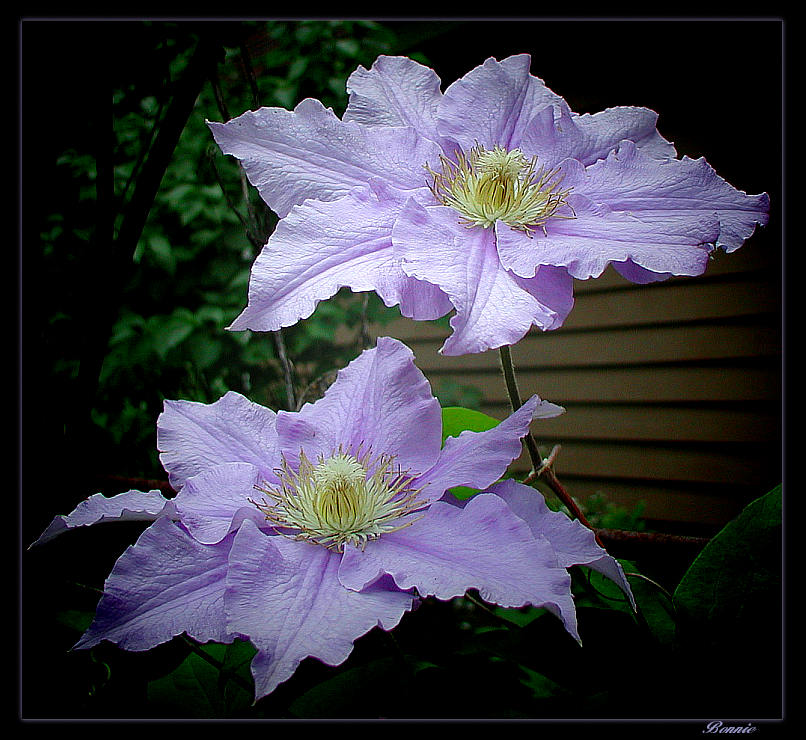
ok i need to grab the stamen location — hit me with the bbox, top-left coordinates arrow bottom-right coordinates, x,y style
249,446 -> 426,552
426,143 -> 575,236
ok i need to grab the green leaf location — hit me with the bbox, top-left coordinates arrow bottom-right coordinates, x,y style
288,657 -> 408,719
146,641 -> 254,718
146,233 -> 176,275
671,485 -> 782,716
493,605 -> 546,628
440,407 -> 503,500
440,406 -> 500,444
55,609 -> 95,634
673,484 -> 782,632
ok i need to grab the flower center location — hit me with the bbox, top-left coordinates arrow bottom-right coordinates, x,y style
250,448 -> 425,551
426,144 -> 574,236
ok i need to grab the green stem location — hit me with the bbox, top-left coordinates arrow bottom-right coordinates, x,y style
498,344 -> 543,471
497,345 -> 600,543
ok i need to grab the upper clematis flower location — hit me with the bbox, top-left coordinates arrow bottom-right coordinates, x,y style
32,337 -> 632,702
209,54 -> 769,355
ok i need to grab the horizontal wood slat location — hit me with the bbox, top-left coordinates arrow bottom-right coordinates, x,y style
508,440 -> 776,487
481,403 -> 780,445
404,322 -> 780,371
428,364 -> 780,404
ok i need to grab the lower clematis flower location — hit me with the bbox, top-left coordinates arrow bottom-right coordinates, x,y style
32,337 -> 633,702
209,53 -> 769,355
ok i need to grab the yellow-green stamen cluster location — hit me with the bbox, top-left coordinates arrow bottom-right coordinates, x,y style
250,447 -> 425,552
426,144 -> 575,236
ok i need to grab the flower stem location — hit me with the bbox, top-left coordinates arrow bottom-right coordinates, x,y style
497,345 -> 600,542
498,345 -> 543,470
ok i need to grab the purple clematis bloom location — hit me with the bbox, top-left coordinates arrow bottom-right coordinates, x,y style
209,53 -> 769,355
33,337 -> 632,702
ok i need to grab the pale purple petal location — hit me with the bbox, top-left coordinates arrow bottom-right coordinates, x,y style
393,200 -> 565,354
437,54 -> 569,152
511,264 -> 575,329
226,520 -> 414,700
520,103 -> 677,168
415,394 -> 545,503
171,462 -> 270,545
75,517 -> 237,651
339,493 -> 579,640
277,337 -> 443,475
30,489 -> 173,547
228,182 -> 452,333
208,98 -> 441,218
157,391 -> 279,492
579,139 -> 770,253
344,55 -> 443,144
499,190 -> 717,281
490,479 -> 635,609
612,260 -> 676,284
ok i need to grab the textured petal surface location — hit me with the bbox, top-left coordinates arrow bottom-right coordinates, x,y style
393,201 -> 565,354
208,98 -> 441,218
277,337 -> 443,475
520,103 -> 677,168
491,479 -> 635,609
339,493 -> 579,640
498,190 -> 717,281
75,517 -> 236,651
344,54 -> 443,143
414,394 -> 543,503
578,140 -> 770,253
157,391 -> 279,492
226,520 -> 414,701
31,489 -> 172,547
171,462 -> 270,545
228,183 -> 452,332
437,54 -> 568,151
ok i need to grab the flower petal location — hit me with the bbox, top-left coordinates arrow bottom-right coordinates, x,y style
344,55 -> 443,143
172,462 -> 270,545
498,189 -> 717,281
208,98 -> 442,218
276,336 -> 443,475
75,517 -> 236,651
228,183 -> 452,332
414,394 -> 545,503
226,519 -> 414,701
30,489 -> 173,547
490,479 -> 635,609
393,200 -> 564,354
520,103 -> 677,168
437,54 -> 568,151
339,492 -> 579,641
157,391 -> 279,492
579,139 -> 770,253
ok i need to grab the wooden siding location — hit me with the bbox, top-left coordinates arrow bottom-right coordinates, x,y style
358,239 -> 781,533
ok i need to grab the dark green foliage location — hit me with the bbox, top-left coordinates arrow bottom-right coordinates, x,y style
31,21 -> 408,489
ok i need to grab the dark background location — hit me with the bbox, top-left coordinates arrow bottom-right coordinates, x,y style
19,18 -> 785,722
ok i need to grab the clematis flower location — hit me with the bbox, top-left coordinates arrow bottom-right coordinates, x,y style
209,53 -> 769,355
32,337 -> 632,702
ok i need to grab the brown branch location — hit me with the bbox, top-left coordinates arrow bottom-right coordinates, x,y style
595,528 -> 710,561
